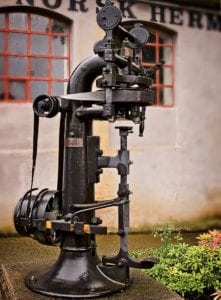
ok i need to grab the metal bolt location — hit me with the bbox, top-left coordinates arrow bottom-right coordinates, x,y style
103,67 -> 110,74
118,258 -> 127,268
96,149 -> 103,156
91,216 -> 102,225
102,79 -> 108,85
97,169 -> 103,175
29,275 -> 37,284
118,229 -> 125,236
69,204 -> 75,213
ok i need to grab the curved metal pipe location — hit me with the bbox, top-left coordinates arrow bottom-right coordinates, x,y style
63,55 -> 105,223
67,55 -> 105,94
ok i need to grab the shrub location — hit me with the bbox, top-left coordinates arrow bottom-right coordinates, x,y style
132,226 -> 221,299
197,230 -> 221,249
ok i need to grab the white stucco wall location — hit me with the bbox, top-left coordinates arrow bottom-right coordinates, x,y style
0,0 -> 221,231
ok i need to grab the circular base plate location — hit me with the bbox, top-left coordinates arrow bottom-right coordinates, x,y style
25,250 -> 131,299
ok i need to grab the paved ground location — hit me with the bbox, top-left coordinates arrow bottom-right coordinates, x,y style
0,235 -> 183,300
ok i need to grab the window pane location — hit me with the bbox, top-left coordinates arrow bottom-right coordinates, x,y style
51,20 -> 69,34
52,81 -> 66,95
31,35 -> 49,54
160,67 -> 172,85
51,59 -> 68,78
31,81 -> 48,100
9,57 -> 27,76
160,88 -> 173,105
0,56 -> 4,75
9,81 -> 25,100
30,58 -> 48,77
0,33 -> 5,52
0,14 -> 5,29
159,32 -> 173,45
31,14 -> 49,32
9,33 -> 27,53
142,46 -> 156,64
9,13 -> 27,30
160,47 -> 172,64
52,36 -> 67,56
148,31 -> 156,43
0,80 -> 4,100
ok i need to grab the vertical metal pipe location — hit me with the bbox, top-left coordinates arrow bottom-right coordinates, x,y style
61,55 -> 105,248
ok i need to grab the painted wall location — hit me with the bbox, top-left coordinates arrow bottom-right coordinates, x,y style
0,0 -> 221,232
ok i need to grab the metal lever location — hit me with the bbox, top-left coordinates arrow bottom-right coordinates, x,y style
146,60 -> 165,78
102,126 -> 158,269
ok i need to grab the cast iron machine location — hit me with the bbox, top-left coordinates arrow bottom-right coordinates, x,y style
14,1 -> 163,298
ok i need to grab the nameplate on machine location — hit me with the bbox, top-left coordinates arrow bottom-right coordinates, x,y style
65,138 -> 83,148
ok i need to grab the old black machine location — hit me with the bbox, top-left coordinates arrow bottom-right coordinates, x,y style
14,1 -> 163,298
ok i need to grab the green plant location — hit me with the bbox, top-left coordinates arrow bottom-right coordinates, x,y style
132,224 -> 221,299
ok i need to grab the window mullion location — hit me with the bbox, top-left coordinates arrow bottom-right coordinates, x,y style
27,12 -> 31,102
156,31 -> 160,106
48,18 -> 52,96
4,13 -> 9,102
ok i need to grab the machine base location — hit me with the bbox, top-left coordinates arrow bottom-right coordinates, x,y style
25,249 -> 131,298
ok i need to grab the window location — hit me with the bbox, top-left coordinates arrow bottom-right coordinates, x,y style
142,28 -> 175,106
123,21 -> 175,106
0,12 -> 70,102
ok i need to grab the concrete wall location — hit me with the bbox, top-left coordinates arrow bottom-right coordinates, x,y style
0,0 -> 221,232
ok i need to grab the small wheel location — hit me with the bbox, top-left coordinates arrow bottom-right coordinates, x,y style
33,95 -> 60,118
128,24 -> 149,49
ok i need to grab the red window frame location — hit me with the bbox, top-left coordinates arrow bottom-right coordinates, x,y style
142,30 -> 175,107
0,12 -> 70,102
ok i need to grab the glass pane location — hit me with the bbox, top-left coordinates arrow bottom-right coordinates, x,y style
160,67 -> 172,85
31,14 -> 49,32
0,14 -> 5,29
31,81 -> 48,100
52,36 -> 67,56
142,46 -> 156,64
0,33 -> 5,52
30,58 -> 48,77
9,33 -> 27,53
160,88 -> 173,105
0,56 -> 4,75
31,35 -> 49,54
52,81 -> 66,95
9,13 -> 27,30
51,59 -> 68,78
147,31 -> 156,43
160,46 -> 172,64
9,81 -> 26,100
51,20 -> 69,33
0,80 -> 4,100
159,32 -> 173,45
9,57 -> 27,76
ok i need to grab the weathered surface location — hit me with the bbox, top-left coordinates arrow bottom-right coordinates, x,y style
0,236 -> 183,300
